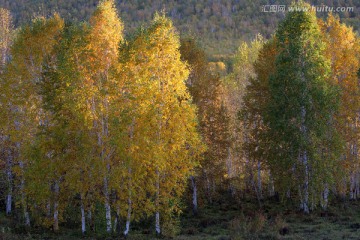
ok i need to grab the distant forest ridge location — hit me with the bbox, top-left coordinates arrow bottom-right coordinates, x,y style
1,0 -> 359,58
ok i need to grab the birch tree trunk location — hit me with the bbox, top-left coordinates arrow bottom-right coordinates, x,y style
81,195 -> 86,235
226,147 -> 235,195
124,195 -> 132,236
19,156 -> 30,227
103,175 -> 111,233
92,94 -> 112,233
268,171 -> 275,197
53,180 -> 59,232
350,171 -> 356,200
257,160 -> 263,200
356,171 -> 360,199
190,176 -> 198,215
155,169 -> 161,235
88,209 -> 94,232
5,145 -> 12,215
300,106 -> 309,214
251,170 -> 261,207
321,183 -> 329,210
103,97 -> 112,233
113,205 -> 120,234
355,143 -> 359,199
124,168 -> 132,236
303,149 -> 309,214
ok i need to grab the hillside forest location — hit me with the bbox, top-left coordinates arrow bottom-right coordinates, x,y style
1,0 -> 360,239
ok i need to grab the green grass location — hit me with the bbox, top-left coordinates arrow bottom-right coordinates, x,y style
1,199 -> 360,239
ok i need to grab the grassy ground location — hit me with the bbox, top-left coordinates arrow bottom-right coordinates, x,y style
1,198 -> 360,239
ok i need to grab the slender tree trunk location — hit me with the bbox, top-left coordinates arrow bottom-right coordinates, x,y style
300,106 -> 309,214
102,97 -> 112,233
310,189 -> 316,211
155,169 -> 160,235
47,200 -> 51,217
124,195 -> 131,236
257,160 -> 262,200
350,171 -> 356,200
19,159 -> 30,227
268,171 -> 275,197
5,145 -> 12,215
124,119 -> 135,236
251,170 -> 262,207
302,149 -> 309,213
190,176 -> 198,215
88,209 -> 94,232
92,94 -> 112,233
226,147 -> 235,195
341,176 -> 347,200
204,171 -> 212,204
356,171 -> 360,199
124,168 -> 132,236
321,183 -> 329,210
355,143 -> 359,199
81,195 -> 86,235
113,205 -> 120,234
53,180 -> 59,232
103,175 -> 111,233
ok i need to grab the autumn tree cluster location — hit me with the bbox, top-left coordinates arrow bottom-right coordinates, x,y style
0,0 -> 206,236
225,1 -> 360,213
1,0 -> 360,238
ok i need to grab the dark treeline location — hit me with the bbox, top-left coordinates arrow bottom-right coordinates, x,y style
0,0 -> 359,57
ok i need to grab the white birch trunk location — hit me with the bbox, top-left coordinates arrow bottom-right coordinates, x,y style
342,176 -> 347,199
268,171 -> 275,197
303,149 -> 309,213
155,169 -> 160,235
204,171 -> 212,204
251,172 -> 261,206
93,93 -> 112,233
5,146 -> 12,215
321,183 -> 329,210
354,143 -> 359,199
81,195 -> 86,234
47,201 -> 51,217
300,106 -> 309,214
104,176 -> 111,233
124,168 -> 132,236
257,160 -> 262,199
87,209 -> 93,231
190,176 -> 198,215
155,212 -> 160,235
113,205 -> 120,234
124,119 -> 135,236
124,196 -> 131,236
53,181 -> 59,231
356,171 -> 360,199
6,192 -> 12,215
19,159 -> 30,227
350,172 -> 355,199
226,147 -> 235,195
104,98 -> 112,233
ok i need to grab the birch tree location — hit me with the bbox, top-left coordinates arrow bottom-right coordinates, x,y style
3,14 -> 64,227
0,8 -> 14,216
265,2 -> 340,213
319,14 -> 360,202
